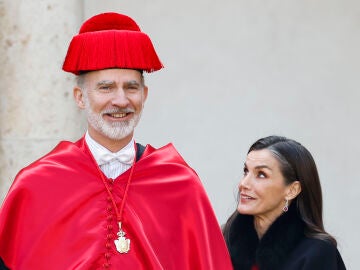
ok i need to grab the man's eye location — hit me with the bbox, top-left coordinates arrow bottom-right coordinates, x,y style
127,85 -> 139,90
100,86 -> 111,90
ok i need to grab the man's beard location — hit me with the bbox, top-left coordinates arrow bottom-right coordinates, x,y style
84,102 -> 142,141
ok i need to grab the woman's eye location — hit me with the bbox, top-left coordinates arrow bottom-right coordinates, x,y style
243,167 -> 248,176
257,171 -> 267,178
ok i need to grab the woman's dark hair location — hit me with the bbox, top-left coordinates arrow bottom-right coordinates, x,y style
223,135 -> 336,245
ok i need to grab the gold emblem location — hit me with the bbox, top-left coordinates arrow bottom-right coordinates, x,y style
114,222 -> 130,253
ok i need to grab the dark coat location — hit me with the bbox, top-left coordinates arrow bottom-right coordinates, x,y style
0,258 -> 8,270
226,205 -> 346,270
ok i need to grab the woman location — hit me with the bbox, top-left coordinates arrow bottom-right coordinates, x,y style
223,135 -> 346,270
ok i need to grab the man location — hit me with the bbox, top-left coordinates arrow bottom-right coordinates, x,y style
0,12 -> 233,269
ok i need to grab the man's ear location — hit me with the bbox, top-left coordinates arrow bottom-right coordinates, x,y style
143,86 -> 148,102
286,181 -> 302,201
142,86 -> 148,108
73,87 -> 86,109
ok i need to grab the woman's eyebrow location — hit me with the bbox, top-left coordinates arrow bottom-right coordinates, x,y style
245,162 -> 272,171
255,165 -> 272,171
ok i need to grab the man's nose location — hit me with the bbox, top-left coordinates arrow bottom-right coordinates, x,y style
111,89 -> 130,107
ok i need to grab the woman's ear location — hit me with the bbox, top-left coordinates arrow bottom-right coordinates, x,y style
73,87 -> 86,109
286,181 -> 302,201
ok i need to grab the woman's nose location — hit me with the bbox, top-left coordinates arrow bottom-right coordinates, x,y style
239,175 -> 250,190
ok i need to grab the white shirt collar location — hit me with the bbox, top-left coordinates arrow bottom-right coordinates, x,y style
85,131 -> 135,166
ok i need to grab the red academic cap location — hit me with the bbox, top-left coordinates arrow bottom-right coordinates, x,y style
62,12 -> 163,75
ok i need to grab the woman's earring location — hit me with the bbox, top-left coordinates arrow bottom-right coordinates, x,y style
283,199 -> 289,212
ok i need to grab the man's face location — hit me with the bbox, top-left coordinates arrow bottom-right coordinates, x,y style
75,68 -> 148,145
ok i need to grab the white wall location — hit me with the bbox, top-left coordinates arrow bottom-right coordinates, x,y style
1,0 -> 358,268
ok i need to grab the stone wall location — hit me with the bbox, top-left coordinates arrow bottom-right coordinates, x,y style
0,0 -> 85,198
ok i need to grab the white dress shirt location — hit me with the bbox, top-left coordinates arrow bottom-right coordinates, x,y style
85,132 -> 135,179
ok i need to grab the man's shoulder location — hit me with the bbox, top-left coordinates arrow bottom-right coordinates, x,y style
139,142 -> 203,188
139,142 -> 198,176
15,138 -> 86,181
25,140 -> 82,167
6,137 -> 99,197
141,143 -> 188,165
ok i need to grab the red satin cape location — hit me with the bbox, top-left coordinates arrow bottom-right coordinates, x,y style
0,138 -> 233,270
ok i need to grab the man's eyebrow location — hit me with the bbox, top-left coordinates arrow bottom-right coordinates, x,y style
96,80 -> 115,86
124,80 -> 141,86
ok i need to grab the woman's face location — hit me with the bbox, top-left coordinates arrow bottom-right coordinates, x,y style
237,149 -> 291,222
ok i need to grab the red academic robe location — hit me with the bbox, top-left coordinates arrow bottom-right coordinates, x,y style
0,137 -> 233,270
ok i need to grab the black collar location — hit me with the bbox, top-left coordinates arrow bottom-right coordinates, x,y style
228,205 -> 305,270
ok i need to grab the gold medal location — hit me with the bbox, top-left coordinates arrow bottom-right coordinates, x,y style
114,222 -> 130,253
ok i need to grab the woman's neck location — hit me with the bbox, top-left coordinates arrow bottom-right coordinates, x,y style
254,212 -> 282,239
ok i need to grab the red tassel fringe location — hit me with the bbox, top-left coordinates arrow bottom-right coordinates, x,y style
62,30 -> 163,74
